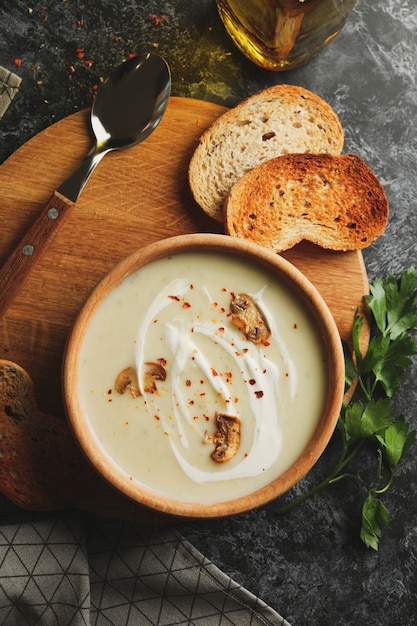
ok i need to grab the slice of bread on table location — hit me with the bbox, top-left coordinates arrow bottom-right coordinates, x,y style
225,153 -> 389,252
189,84 -> 344,223
0,359 -> 96,510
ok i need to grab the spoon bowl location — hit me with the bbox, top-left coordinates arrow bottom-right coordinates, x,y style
60,53 -> 171,200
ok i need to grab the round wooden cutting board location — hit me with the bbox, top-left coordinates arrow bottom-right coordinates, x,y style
0,96 -> 368,519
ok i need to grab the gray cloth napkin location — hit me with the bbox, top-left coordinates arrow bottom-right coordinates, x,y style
0,66 -> 22,120
0,502 -> 290,625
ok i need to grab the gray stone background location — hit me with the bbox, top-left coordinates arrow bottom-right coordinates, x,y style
1,1 -> 416,624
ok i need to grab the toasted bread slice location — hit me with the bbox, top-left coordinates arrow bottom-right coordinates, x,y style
189,84 -> 344,223
225,153 -> 388,252
0,360 -> 96,510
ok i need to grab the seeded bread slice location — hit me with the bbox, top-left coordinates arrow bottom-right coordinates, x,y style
225,153 -> 389,252
189,84 -> 344,223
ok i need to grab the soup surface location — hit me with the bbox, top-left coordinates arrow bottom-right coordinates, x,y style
77,250 -> 327,503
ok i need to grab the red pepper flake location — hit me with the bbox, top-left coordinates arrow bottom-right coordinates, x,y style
190,284 -> 194,289
14,58 -> 22,67
154,414 -> 160,421
211,368 -> 218,377
218,326 -> 225,332
293,323 -> 298,329
84,59 -> 93,68
182,301 -> 191,308
193,415 -> 199,420
248,378 -> 256,386
127,52 -> 137,58
203,414 -> 210,421
255,390 -> 264,399
158,357 -> 167,367
168,295 -> 180,301
263,341 -> 271,347
150,13 -> 167,25
185,379 -> 191,387
107,389 -> 112,395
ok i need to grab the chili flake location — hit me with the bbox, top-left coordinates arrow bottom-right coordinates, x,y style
150,13 -> 167,25
255,390 -> 264,399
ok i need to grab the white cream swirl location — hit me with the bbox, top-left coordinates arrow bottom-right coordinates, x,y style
135,278 -> 296,483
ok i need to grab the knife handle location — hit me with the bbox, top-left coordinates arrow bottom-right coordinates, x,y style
0,191 -> 73,318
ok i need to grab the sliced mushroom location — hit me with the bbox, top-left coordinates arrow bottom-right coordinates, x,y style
115,366 -> 141,398
230,293 -> 271,344
143,361 -> 167,394
210,412 -> 240,463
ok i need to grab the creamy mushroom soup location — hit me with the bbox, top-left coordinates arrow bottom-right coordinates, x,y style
78,250 -> 327,503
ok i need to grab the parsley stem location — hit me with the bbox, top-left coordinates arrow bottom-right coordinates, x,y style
373,470 -> 394,494
277,438 -> 365,514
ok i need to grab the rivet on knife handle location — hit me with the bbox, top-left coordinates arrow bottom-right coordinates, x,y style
0,192 -> 73,317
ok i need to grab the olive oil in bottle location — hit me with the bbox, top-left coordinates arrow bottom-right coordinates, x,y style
216,0 -> 356,70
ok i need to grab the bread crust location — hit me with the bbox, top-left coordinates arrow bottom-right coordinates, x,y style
189,84 -> 344,223
225,153 -> 389,252
0,360 -> 96,510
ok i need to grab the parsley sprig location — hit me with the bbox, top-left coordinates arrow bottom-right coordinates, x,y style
279,267 -> 417,550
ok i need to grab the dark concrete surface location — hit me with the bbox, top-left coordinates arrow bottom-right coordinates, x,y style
1,1 -> 416,624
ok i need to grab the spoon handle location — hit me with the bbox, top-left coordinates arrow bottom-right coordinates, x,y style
0,191 -> 73,318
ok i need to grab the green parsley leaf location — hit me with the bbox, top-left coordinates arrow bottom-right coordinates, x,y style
360,494 -> 389,550
376,415 -> 417,471
366,267 -> 417,339
344,398 -> 392,441
365,333 -> 417,397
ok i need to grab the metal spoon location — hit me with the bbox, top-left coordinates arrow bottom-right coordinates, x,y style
0,52 -> 171,316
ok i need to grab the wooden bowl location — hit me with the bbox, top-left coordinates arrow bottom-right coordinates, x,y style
63,233 -> 344,518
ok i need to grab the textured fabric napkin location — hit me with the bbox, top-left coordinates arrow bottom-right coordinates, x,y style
0,498 -> 290,625
0,66 -> 22,120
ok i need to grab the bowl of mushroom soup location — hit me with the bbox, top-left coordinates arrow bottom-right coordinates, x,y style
63,233 -> 344,518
